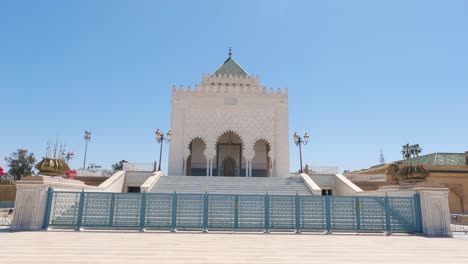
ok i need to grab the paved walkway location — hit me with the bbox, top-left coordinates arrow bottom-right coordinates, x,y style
0,231 -> 467,263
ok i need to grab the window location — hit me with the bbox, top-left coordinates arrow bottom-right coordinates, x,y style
321,189 -> 332,196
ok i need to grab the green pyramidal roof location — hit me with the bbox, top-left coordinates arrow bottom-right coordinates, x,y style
213,57 -> 249,77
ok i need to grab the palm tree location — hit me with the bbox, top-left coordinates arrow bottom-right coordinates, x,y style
411,144 -> 422,157
401,143 -> 412,160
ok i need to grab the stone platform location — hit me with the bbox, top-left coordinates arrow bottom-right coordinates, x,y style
0,231 -> 467,263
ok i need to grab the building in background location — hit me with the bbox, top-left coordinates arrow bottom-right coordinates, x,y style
347,152 -> 468,213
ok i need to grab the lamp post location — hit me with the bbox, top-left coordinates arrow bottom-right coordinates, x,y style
155,129 -> 172,171
83,131 -> 91,170
65,152 -> 75,165
293,132 -> 309,173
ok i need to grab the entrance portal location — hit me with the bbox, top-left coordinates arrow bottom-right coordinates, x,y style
216,131 -> 243,176
222,157 -> 236,176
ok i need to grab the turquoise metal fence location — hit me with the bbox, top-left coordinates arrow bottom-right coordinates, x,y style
43,189 -> 422,234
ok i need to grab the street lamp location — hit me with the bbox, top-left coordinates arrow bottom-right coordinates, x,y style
65,152 -> 75,165
155,129 -> 172,171
293,132 -> 309,173
83,131 -> 91,170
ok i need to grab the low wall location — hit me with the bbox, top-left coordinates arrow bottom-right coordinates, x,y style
334,174 -> 363,196
74,176 -> 108,186
97,171 -> 126,192
0,185 -> 16,201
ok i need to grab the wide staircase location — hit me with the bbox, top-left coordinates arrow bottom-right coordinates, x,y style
150,176 -> 312,195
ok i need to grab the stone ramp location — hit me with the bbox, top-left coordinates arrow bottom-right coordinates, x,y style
151,176 -> 313,195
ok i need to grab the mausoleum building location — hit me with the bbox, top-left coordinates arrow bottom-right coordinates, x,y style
168,52 -> 289,177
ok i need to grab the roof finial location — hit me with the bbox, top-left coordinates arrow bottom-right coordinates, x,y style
228,46 -> 232,58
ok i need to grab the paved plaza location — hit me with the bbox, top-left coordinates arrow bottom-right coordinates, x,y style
0,231 -> 467,263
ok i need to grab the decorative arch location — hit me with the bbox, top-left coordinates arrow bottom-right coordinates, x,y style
186,137 -> 207,176
215,130 -> 244,176
251,138 -> 272,177
215,130 -> 244,149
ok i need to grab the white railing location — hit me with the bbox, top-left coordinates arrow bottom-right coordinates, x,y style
306,166 -> 339,174
344,174 -> 387,182
122,162 -> 156,172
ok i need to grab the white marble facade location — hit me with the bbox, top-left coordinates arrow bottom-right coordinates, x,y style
168,54 -> 289,177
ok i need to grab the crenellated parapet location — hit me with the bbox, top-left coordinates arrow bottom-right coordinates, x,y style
172,78 -> 288,97
202,73 -> 260,87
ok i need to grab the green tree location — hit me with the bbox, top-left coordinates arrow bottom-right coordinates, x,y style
401,143 -> 412,160
112,160 -> 127,170
410,144 -> 422,157
4,149 -> 36,180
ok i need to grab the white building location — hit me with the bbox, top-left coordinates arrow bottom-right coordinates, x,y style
168,51 -> 289,177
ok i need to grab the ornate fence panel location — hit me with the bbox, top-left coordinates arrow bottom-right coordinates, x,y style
299,196 -> 327,230
44,189 -> 422,234
450,214 -> 468,233
176,194 -> 204,230
81,193 -> 113,227
207,194 -> 235,229
238,195 -> 265,230
329,196 -> 357,230
47,192 -> 81,227
0,201 -> 15,226
144,193 -> 173,229
388,197 -> 419,232
112,193 -> 142,227
358,197 -> 386,231
269,195 -> 296,230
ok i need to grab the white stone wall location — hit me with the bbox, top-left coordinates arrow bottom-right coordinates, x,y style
168,74 -> 289,177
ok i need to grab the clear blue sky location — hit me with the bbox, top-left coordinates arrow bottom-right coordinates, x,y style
1,0 -> 467,173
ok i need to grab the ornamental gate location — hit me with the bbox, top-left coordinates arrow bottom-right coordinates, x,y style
43,190 -> 422,233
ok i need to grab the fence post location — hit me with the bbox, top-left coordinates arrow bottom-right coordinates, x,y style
203,192 -> 208,232
385,196 -> 391,235
295,194 -> 301,234
234,195 -> 239,229
109,193 -> 115,227
355,197 -> 361,231
76,190 -> 85,231
413,193 -> 423,233
325,196 -> 331,234
139,192 -> 147,231
41,187 -> 53,230
171,192 -> 177,232
264,193 -> 270,233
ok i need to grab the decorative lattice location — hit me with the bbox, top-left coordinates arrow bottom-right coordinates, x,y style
329,197 -> 357,230
208,194 -> 235,229
388,197 -> 417,231
144,193 -> 173,229
300,196 -> 326,230
176,194 -> 204,229
358,197 -> 386,230
269,195 -> 296,230
45,191 -> 420,233
238,195 -> 265,229
49,192 -> 80,226
81,193 -> 113,227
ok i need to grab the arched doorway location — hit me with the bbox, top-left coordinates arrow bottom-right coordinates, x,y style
216,131 -> 243,176
252,139 -> 271,177
187,138 -> 207,176
222,157 -> 236,176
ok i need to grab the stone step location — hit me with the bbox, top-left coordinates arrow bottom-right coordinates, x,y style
151,176 -> 312,195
